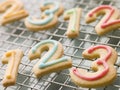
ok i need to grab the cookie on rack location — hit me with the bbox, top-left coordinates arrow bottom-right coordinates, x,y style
64,8 -> 82,38
0,0 -> 28,25
1,49 -> 23,87
28,40 -> 72,78
70,45 -> 117,88
85,5 -> 120,35
25,1 -> 64,31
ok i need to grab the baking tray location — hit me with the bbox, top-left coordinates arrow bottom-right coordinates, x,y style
0,0 -> 120,90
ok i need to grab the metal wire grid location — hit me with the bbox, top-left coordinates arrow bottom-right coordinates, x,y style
0,0 -> 120,90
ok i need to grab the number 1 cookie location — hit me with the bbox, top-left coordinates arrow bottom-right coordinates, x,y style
86,5 -> 120,35
28,40 -> 72,78
64,8 -> 82,38
0,0 -> 28,25
70,45 -> 117,88
1,49 -> 23,87
25,1 -> 64,31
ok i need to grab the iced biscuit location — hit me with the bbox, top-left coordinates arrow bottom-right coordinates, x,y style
64,8 -> 82,38
28,40 -> 72,78
1,49 -> 23,87
70,45 -> 117,88
25,1 -> 64,31
86,5 -> 120,35
0,0 -> 28,25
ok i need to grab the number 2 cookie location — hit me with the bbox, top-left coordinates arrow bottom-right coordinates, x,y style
0,0 -> 28,25
28,40 -> 72,78
70,45 -> 117,88
86,5 -> 120,35
25,1 -> 64,31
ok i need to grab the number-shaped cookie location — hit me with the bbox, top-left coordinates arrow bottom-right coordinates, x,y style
0,0 -> 28,25
64,8 -> 82,38
28,40 -> 72,78
70,45 -> 117,88
86,5 -> 120,35
1,49 -> 23,87
25,1 -> 64,31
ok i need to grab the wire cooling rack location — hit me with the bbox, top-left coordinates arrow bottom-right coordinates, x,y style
0,0 -> 120,90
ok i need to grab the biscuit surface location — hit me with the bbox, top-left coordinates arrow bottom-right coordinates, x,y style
70,45 -> 117,88
25,1 -> 64,31
1,49 -> 23,87
86,5 -> 120,35
28,40 -> 72,78
0,0 -> 28,25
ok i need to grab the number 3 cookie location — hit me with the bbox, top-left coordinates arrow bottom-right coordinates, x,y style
25,1 -> 64,31
86,5 -> 120,35
70,45 -> 117,88
0,0 -> 28,25
28,40 -> 72,78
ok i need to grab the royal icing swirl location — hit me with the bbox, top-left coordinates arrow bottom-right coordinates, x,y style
31,40 -> 68,69
6,52 -> 15,79
64,8 -> 77,32
27,14 -> 54,25
72,45 -> 112,80
88,5 -> 120,28
27,1 -> 59,25
43,1 -> 59,14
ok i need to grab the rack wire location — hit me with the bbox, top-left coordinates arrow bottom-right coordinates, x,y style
0,0 -> 120,90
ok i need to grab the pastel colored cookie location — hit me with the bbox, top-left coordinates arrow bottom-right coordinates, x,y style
1,49 -> 23,87
64,8 -> 82,38
0,0 -> 28,25
70,45 -> 117,88
25,1 -> 64,31
28,40 -> 72,78
85,5 -> 120,35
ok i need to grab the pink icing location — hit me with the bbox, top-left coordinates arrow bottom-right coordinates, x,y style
72,45 -> 112,81
89,5 -> 120,28
88,45 -> 111,61
89,5 -> 113,17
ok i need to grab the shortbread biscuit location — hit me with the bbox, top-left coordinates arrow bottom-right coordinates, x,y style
0,0 -> 28,25
70,45 -> 117,88
64,8 -> 82,38
1,49 -> 23,87
25,1 -> 64,31
86,5 -> 120,35
28,40 -> 72,78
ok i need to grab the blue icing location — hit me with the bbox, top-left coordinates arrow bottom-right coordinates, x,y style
27,1 -> 59,25
27,13 -> 53,25
43,1 -> 59,13
31,40 -> 69,69
39,57 -> 69,68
